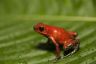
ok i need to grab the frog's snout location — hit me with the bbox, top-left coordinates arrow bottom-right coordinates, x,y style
33,23 -> 44,32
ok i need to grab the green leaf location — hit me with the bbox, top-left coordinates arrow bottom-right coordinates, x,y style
0,17 -> 96,64
0,0 -> 96,64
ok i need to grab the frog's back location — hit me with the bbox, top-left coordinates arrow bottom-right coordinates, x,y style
45,24 -> 72,39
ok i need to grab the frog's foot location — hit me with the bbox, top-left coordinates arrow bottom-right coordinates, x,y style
64,39 -> 79,57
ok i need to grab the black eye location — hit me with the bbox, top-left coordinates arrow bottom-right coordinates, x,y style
39,26 -> 44,32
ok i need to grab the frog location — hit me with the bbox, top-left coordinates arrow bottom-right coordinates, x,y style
33,23 -> 79,60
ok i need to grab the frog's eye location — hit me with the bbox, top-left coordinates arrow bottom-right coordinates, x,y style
39,26 -> 44,32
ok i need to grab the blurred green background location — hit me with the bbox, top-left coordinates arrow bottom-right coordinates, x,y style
0,0 -> 96,16
0,0 -> 96,64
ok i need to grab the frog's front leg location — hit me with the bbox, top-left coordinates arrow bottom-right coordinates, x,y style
50,36 -> 61,60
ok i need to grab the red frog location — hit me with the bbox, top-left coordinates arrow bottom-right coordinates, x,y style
33,23 -> 79,60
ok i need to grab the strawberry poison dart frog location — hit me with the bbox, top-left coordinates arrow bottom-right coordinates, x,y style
33,23 -> 79,60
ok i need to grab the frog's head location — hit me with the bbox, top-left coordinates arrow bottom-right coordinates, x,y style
33,23 -> 48,36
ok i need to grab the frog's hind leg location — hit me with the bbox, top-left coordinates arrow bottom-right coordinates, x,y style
68,40 -> 79,56
63,39 -> 79,57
